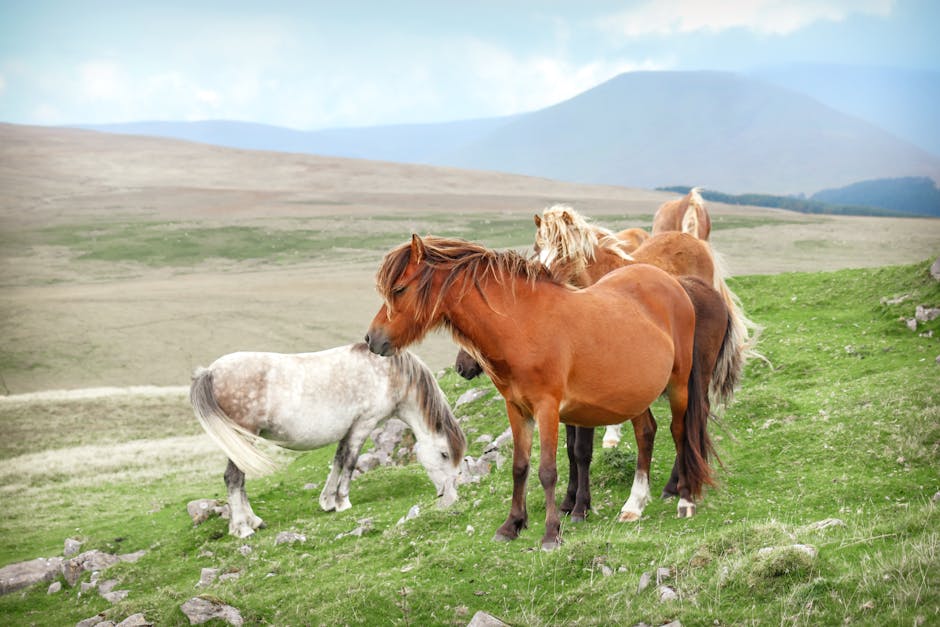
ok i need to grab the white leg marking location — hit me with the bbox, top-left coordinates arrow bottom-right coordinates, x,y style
602,424 -> 622,448
677,497 -> 696,518
618,471 -> 651,522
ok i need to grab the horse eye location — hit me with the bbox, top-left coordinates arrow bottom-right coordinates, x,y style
440,452 -> 449,460
392,285 -> 407,296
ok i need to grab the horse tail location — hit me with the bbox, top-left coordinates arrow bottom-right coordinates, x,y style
708,244 -> 770,381
682,340 -> 717,499
190,367 -> 276,477
711,307 -> 743,408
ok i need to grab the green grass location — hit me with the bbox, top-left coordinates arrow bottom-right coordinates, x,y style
1,261 -> 938,625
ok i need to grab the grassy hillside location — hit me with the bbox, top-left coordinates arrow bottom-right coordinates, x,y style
0,261 -> 938,625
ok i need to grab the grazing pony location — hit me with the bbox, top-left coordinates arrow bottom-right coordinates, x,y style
652,187 -> 711,240
531,205 -> 758,447
191,343 -> 466,538
366,235 -> 727,549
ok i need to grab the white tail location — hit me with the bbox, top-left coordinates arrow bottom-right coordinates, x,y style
190,368 -> 276,477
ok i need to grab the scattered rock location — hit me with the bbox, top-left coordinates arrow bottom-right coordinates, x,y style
115,614 -> 151,626
637,571 -> 652,593
274,531 -> 306,545
187,499 -> 229,525
600,565 -> 613,577
860,600 -> 876,611
197,568 -> 219,587
397,505 -> 421,525
0,556 -> 64,594
237,545 -> 252,557
881,294 -> 911,305
354,452 -> 381,474
467,610 -> 510,627
102,589 -> 129,603
489,428 -> 513,451
455,388 -> 488,408
658,585 -> 678,602
119,550 -> 146,564
47,581 -> 62,594
64,538 -> 84,557
336,518 -> 374,539
218,571 -> 241,583
906,318 -> 918,331
64,551 -> 120,587
931,257 -> 940,281
656,567 -> 673,584
915,305 -> 940,322
302,483 -> 318,491
474,434 -> 493,445
98,578 -> 119,595
805,518 -> 845,531
76,613 -> 108,627
181,596 -> 243,626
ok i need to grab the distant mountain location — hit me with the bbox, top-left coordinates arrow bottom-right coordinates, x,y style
79,116 -> 517,164
810,176 -> 940,217
754,65 -> 940,157
75,70 -> 940,196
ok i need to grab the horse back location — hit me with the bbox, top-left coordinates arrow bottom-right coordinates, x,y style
631,232 -> 715,285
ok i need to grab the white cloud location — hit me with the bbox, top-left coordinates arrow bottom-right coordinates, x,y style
80,60 -> 124,100
0,74 -> 5,95
597,0 -> 895,37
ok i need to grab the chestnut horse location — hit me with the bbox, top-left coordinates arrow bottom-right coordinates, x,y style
652,187 -> 710,240
366,235 -> 726,549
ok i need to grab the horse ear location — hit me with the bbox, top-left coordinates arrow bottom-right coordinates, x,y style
533,214 -> 542,228
562,211 -> 573,225
410,234 -> 425,263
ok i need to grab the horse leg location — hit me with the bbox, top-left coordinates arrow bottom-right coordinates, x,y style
332,425 -> 372,513
602,424 -> 621,448
570,426 -> 594,523
320,432 -> 352,512
535,404 -> 562,551
619,409 -> 656,522
560,425 -> 578,515
494,403 -> 533,543
662,460 -> 680,499
667,386 -> 696,518
225,459 -> 265,538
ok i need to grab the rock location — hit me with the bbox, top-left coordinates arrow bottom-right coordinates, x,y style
63,550 -> 121,587
931,257 -> 940,281
906,318 -> 918,331
397,505 -> 421,525
0,556 -> 64,594
119,550 -> 146,564
81,581 -> 98,595
806,518 -> 845,531
881,294 -> 911,305
274,532 -> 306,545
237,545 -> 252,556
181,596 -> 244,626
115,614 -> 151,627
102,589 -> 129,603
76,614 -> 109,627
915,305 -> 940,322
658,585 -> 678,602
933,491 -> 940,504
197,568 -> 219,587
600,565 -> 613,577
637,571 -> 652,593
656,566 -> 673,584
467,610 -> 510,627
187,499 -> 228,525
218,571 -> 241,583
302,483 -> 318,491
47,581 -> 62,594
354,452 -> 381,474
474,434 -> 493,445
98,579 -> 119,594
64,538 -> 84,557
336,518 -> 374,539
455,388 -> 488,408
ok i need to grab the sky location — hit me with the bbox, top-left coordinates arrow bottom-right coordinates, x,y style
0,0 -> 938,130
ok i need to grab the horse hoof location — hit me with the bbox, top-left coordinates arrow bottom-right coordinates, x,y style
231,526 -> 256,539
677,503 -> 696,518
541,538 -> 562,551
492,532 -> 515,543
570,513 -> 587,523
602,439 -> 619,449
618,511 -> 640,522
661,490 -> 677,500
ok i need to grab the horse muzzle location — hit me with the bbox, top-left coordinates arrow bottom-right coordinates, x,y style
365,329 -> 395,357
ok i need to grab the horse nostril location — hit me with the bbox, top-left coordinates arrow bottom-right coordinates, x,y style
364,333 -> 370,345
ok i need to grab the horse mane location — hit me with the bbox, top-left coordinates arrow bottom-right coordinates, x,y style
536,205 -> 633,281
376,235 -> 553,323
381,344 -> 467,465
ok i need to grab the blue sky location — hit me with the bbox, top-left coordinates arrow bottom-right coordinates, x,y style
1,0 -> 937,130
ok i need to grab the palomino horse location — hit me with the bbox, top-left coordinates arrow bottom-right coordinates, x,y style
531,205 -> 757,448
366,235 -> 728,549
652,187 -> 711,240
190,343 -> 466,538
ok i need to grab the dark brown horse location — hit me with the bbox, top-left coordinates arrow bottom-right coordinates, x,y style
366,235 -> 729,549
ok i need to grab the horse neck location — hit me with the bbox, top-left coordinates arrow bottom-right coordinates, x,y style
585,246 -> 634,284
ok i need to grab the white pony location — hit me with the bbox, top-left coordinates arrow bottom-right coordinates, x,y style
190,343 -> 466,538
